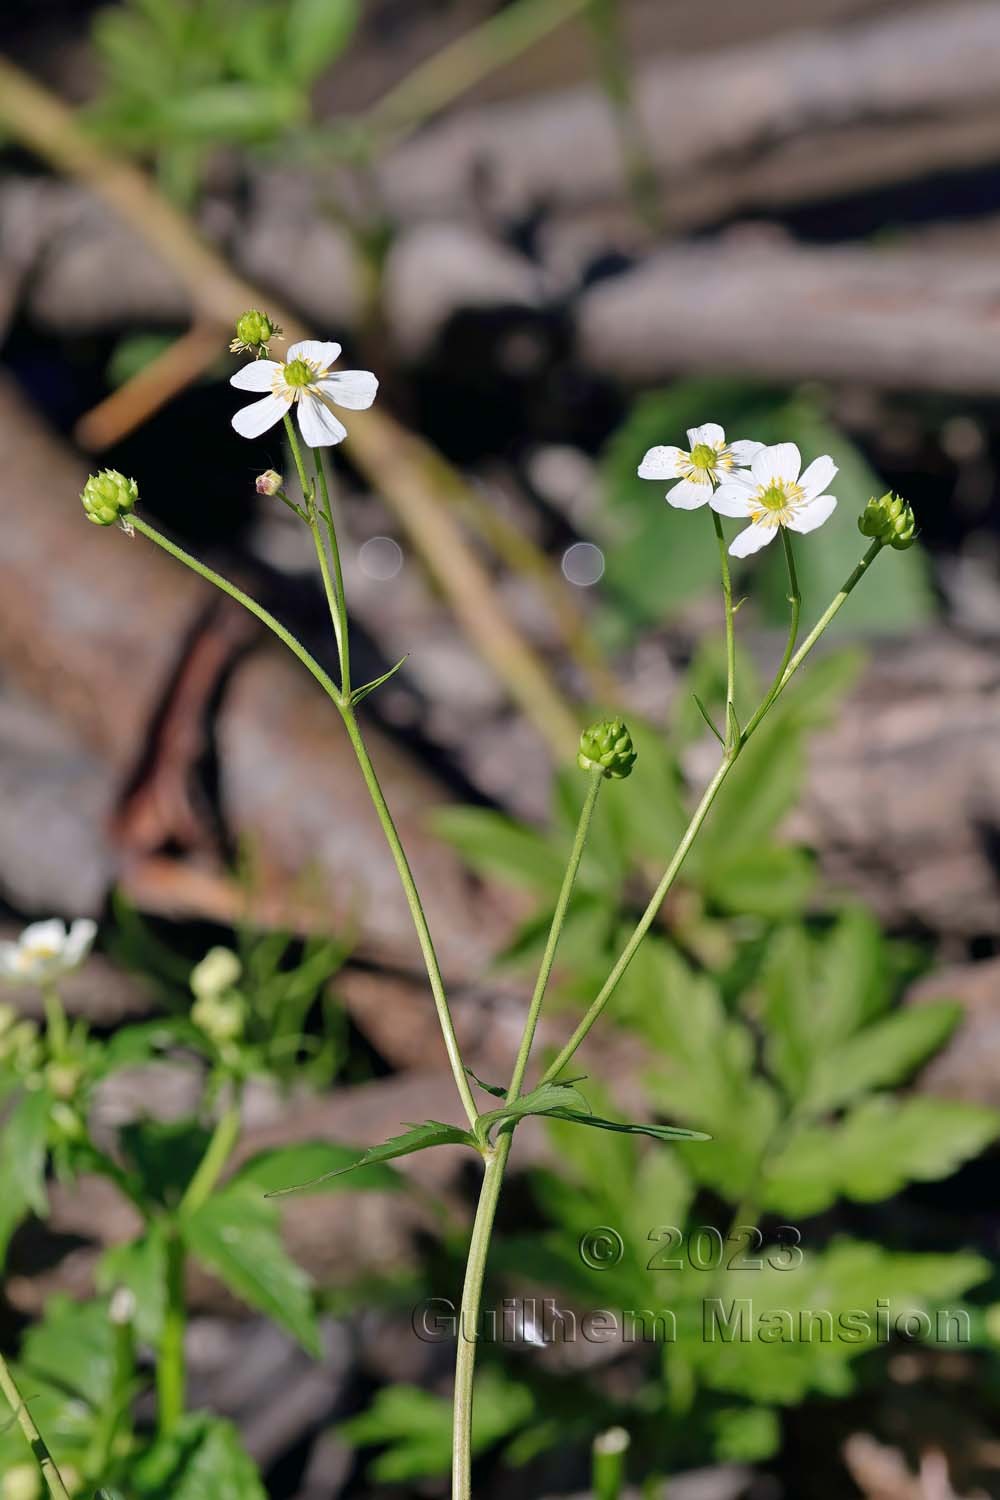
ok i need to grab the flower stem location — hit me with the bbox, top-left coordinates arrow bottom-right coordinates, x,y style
710,510 -> 737,746
179,1101 -> 241,1217
0,1353 -> 72,1500
451,1139 -> 510,1500
315,452 -> 352,696
452,769 -> 604,1496
741,526 -> 800,742
540,536 -> 886,1084
157,1229 -> 186,1434
507,769 -> 603,1102
131,511 -> 478,1129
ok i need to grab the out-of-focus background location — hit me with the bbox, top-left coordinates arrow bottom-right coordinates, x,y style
2,2 -> 1000,1498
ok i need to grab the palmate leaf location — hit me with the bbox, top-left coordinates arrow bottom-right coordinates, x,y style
267,1120 -> 479,1194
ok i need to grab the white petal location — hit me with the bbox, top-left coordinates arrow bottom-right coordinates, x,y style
751,443 -> 801,486
710,480 -> 755,516
20,919 -> 66,952
787,494 -> 838,535
63,918 -> 97,967
286,340 -> 342,371
798,455 -> 838,500
686,422 -> 725,449
232,393 -> 289,440
665,476 -> 711,509
229,359 -> 281,392
0,945 -> 22,978
297,393 -> 348,448
726,439 -> 765,465
319,370 -> 378,411
638,445 -> 686,480
729,521 -> 778,558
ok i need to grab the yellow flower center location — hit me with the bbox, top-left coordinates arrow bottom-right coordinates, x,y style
751,478 -> 804,525
282,359 -> 315,388
689,443 -> 717,471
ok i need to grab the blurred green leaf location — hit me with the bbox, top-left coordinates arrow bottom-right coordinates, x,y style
134,1412 -> 267,1500
228,1141 -> 403,1194
0,1087 -> 51,1257
182,1184 -> 320,1355
269,1120 -> 478,1190
340,1367 -> 533,1481
97,1225 -> 169,1345
433,806 -> 567,893
284,0 -> 360,82
120,1118 -> 211,1207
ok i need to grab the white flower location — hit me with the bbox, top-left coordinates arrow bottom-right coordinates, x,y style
638,423 -> 764,509
230,340 -> 378,448
0,918 -> 97,986
710,443 -> 838,558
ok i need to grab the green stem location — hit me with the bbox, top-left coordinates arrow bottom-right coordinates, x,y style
0,1353 -> 72,1500
157,1230 -> 186,1434
42,987 -> 68,1056
710,510 -> 737,747
507,770 -> 603,1102
179,1101 -> 241,1216
338,707 -> 479,1129
541,537 -> 886,1084
315,451 -> 352,696
451,769 -> 604,1495
741,527 -> 800,742
130,514 -> 478,1129
451,1139 -> 510,1500
130,517 -> 344,706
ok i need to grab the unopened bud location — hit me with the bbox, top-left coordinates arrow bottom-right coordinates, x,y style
81,469 -> 138,527
231,309 -> 281,355
190,946 -> 242,1001
577,717 -> 637,779
858,492 -> 917,550
255,469 -> 283,496
192,992 -> 246,1046
45,1060 -> 83,1102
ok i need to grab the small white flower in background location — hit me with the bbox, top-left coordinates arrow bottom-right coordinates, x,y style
0,918 -> 97,986
230,340 -> 378,448
710,443 -> 838,558
638,423 -> 764,509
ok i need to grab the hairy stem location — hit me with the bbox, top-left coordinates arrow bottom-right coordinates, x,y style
0,1354 -> 72,1500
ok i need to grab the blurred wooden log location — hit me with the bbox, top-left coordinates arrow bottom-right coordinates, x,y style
577,233 -> 1000,394
378,1 -> 1000,230
0,375 -> 512,975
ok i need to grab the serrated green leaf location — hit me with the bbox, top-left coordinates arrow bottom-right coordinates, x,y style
267,1120 -> 479,1195
804,1001 -> 962,1113
351,654 -> 409,706
21,1296 -> 117,1407
339,1368 -> 532,1482
182,1185 -> 320,1356
474,1081 -> 591,1146
544,1109 -> 709,1142
228,1141 -> 403,1195
0,1086 -> 51,1257
133,1413 -> 267,1500
763,1095 -> 1000,1215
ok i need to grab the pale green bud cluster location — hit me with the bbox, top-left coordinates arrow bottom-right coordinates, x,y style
231,309 -> 281,355
577,717 -> 637,779
191,946 -> 242,1000
81,469 -> 138,527
192,991 -> 246,1046
858,492 -> 917,550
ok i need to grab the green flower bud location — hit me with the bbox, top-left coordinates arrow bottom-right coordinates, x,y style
255,469 -> 283,496
577,717 -> 637,779
49,1100 -> 86,1143
192,991 -> 246,1046
45,1060 -> 83,1102
858,492 -> 917,550
231,309 -> 281,355
2,1463 -> 42,1500
81,469 -> 138,527
191,946 -> 242,1001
